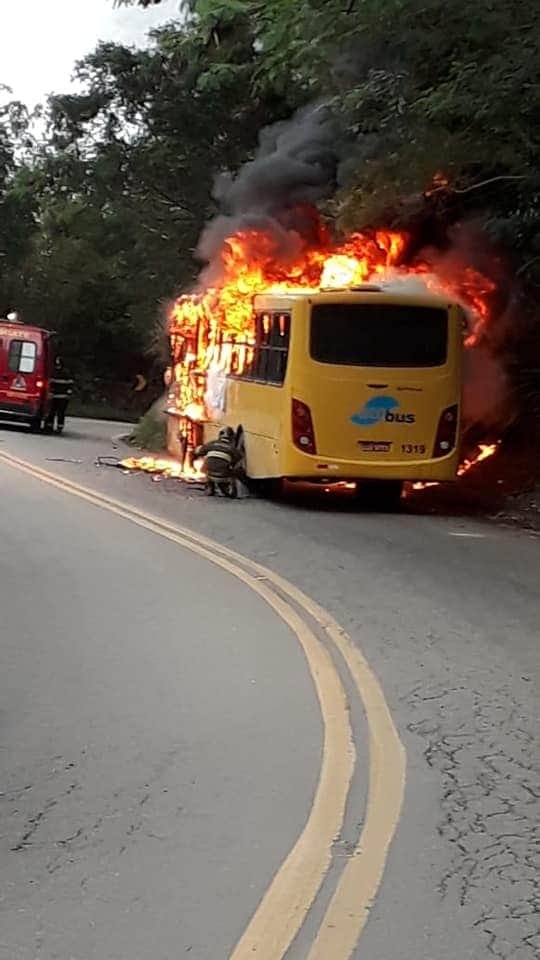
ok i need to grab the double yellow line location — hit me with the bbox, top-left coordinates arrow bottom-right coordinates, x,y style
0,450 -> 406,959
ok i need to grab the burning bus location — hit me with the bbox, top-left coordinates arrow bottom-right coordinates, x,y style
123,103 -> 504,495
120,223 -> 501,497
165,281 -> 463,503
153,228 -> 486,503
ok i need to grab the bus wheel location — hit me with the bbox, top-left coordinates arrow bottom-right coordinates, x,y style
236,432 -> 280,498
354,480 -> 403,511
256,478 -> 283,499
236,432 -> 256,495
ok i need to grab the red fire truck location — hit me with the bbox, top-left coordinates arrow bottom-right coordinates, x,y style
0,318 -> 55,431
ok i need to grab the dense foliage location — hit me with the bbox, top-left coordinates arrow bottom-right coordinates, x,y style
0,11 -> 298,384
1,0 -> 538,391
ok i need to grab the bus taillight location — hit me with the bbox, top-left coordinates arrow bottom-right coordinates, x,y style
433,404 -> 458,458
292,399 -> 316,455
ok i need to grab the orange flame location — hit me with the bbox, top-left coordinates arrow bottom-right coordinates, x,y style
457,442 -> 500,476
410,442 -> 500,491
424,172 -> 450,197
127,214 -> 497,482
164,228 -> 419,425
165,225 -> 497,427
120,454 -> 206,481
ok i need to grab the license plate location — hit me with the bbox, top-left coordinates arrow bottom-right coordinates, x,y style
358,440 -> 392,452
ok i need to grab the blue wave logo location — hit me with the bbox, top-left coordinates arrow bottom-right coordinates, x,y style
350,396 -> 399,427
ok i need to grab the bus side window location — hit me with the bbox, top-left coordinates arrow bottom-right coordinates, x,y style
253,313 -> 271,381
267,312 -> 290,385
241,311 -> 290,385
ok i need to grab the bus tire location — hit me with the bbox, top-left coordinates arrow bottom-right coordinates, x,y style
236,431 -> 255,493
236,431 -> 281,498
256,478 -> 283,498
354,479 -> 403,511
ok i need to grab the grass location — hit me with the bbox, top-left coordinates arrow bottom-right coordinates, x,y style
127,406 -> 168,452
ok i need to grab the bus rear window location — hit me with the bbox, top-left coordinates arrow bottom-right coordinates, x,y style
310,304 -> 448,367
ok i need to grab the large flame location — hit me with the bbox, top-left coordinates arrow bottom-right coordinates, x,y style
165,225 -> 494,424
125,217 -> 498,481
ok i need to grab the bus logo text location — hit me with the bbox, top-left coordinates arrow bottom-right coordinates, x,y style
350,396 -> 416,427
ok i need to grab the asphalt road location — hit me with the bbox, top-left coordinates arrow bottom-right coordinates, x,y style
1,418 -> 539,960
0,433 -> 323,960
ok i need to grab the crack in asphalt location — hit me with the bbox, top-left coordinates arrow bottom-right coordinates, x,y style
2,744 -> 188,912
406,683 -> 540,959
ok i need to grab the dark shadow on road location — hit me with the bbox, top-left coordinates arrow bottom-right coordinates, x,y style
0,422 -> 32,435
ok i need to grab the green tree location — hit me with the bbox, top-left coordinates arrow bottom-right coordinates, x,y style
250,1 -> 538,255
2,11 -> 297,382
126,0 -> 540,269
4,0 -> 538,394
0,97 -> 40,315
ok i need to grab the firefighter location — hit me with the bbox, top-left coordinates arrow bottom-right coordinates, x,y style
45,356 -> 74,434
194,426 -> 242,498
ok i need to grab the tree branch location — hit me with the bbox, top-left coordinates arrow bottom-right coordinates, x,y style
516,255 -> 540,277
428,174 -> 526,197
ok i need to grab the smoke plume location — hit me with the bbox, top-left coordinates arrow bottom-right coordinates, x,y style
193,104 -> 528,434
197,103 -> 351,280
415,224 -> 521,432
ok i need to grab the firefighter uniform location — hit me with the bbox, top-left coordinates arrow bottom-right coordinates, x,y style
45,359 -> 74,433
194,428 -> 242,496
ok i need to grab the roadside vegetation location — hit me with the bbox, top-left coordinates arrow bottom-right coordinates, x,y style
1,0 -> 538,434
128,402 -> 168,451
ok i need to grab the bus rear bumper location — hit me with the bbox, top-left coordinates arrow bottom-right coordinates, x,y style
283,450 -> 460,483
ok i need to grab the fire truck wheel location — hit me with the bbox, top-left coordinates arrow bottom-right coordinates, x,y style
29,416 -> 42,433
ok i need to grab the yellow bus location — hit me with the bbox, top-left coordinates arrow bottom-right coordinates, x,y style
177,284 -> 463,503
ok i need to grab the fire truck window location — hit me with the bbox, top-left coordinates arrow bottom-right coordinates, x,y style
8,340 -> 37,374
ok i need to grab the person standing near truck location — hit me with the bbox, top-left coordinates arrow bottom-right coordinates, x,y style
45,356 -> 74,434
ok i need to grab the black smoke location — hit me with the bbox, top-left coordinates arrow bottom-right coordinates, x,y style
191,102 -> 536,436
197,103 -> 353,279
